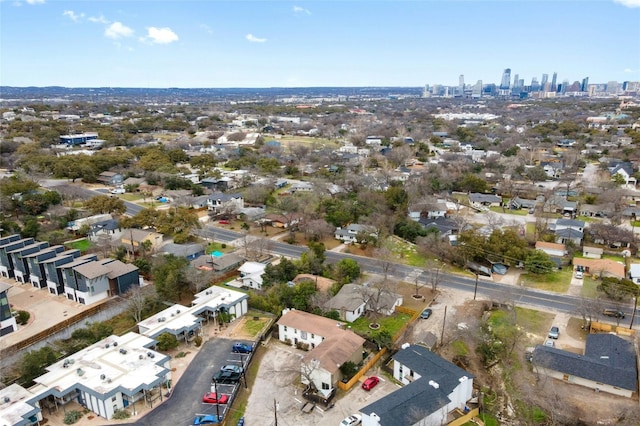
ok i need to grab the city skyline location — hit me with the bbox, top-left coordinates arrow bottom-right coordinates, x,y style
1,0 -> 639,88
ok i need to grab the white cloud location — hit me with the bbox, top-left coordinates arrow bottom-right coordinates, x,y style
293,5 -> 311,15
62,10 -> 84,22
88,15 -> 109,24
144,27 -> 179,44
105,21 -> 134,39
246,33 -> 267,43
613,0 -> 640,7
200,24 -> 213,34
25,0 -> 45,4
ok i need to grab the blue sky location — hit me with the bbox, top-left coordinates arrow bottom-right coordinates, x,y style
1,0 -> 639,88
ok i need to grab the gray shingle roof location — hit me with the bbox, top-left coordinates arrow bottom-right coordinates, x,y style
533,334 -> 637,391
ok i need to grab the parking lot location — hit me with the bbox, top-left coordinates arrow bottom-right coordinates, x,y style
244,342 -> 401,426
133,338 -> 256,426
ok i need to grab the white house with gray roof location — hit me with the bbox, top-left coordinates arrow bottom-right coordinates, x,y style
360,344 -> 474,426
532,334 -> 637,398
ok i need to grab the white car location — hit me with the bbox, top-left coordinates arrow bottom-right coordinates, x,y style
574,270 -> 583,279
340,414 -> 362,426
110,187 -> 125,194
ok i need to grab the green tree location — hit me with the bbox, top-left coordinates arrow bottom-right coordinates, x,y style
262,257 -> 298,287
333,258 -> 361,284
393,219 -> 427,243
524,250 -> 556,275
525,166 -> 549,184
291,281 -> 318,311
152,255 -> 189,301
20,346 -> 57,385
456,174 -> 490,193
20,217 -> 40,239
156,332 -> 180,351
384,185 -> 408,212
84,195 -> 126,215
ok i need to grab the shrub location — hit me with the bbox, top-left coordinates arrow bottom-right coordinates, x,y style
194,335 -> 203,347
156,333 -> 179,351
221,243 -> 227,249
296,342 -> 310,351
16,310 -> 30,325
112,409 -> 130,420
64,410 -> 82,425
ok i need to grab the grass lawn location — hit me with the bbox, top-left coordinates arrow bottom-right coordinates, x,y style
489,207 -> 527,216
65,238 -> 93,252
348,312 -> 412,340
277,135 -> 339,149
520,268 -> 572,293
631,221 -> 640,228
514,307 -> 554,340
581,277 -> 599,298
206,242 -> 232,254
384,237 -> 427,267
240,310 -> 274,338
118,193 -> 142,201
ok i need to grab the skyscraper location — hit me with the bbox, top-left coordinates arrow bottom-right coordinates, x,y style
541,74 -> 549,91
472,80 -> 483,98
581,77 -> 589,92
459,74 -> 465,89
551,72 -> 558,92
500,68 -> 511,89
513,74 -> 520,88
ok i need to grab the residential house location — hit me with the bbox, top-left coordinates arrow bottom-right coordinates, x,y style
263,212 -> 304,229
99,259 -> 142,296
237,261 -> 267,290
96,171 -> 124,186
40,250 -> 81,296
7,241 -> 50,284
289,181 -> 314,193
535,242 -> 567,258
508,196 -> 540,211
418,217 -> 459,236
67,214 -> 113,233
0,237 -> 34,279
360,344 -> 475,426
609,161 -> 636,188
408,202 -> 448,221
324,283 -> 402,322
532,334 -> 637,398
578,204 -> 611,218
550,218 -> 585,245
468,193 -> 502,209
628,263 -> 640,284
582,246 -> 604,259
543,195 -> 578,216
0,281 -> 18,336
30,332 -> 171,421
120,229 -> 164,255
206,192 -> 244,214
66,261 -> 112,305
24,245 -> 65,288
572,258 -> 625,279
87,218 -> 120,242
209,253 -> 244,273
335,224 -> 378,244
160,243 -> 205,261
277,309 -> 365,398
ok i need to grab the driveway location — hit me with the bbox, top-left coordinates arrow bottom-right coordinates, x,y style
244,342 -> 400,426
133,338 -> 254,426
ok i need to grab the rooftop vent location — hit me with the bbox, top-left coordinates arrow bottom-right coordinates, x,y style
119,348 -> 127,355
459,376 -> 468,383
100,374 -> 106,380
428,380 -> 439,389
4,397 -> 10,403
176,310 -> 180,314
76,368 -> 84,376
105,343 -> 110,348
113,342 -> 118,347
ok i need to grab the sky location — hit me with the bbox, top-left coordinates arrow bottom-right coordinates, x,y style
1,0 -> 639,88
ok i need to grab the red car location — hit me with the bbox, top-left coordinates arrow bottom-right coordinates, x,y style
361,376 -> 380,391
202,392 -> 229,404
218,220 -> 230,225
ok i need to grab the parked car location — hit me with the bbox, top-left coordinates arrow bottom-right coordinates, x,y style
219,220 -> 230,224
232,342 -> 253,353
221,365 -> 243,374
237,418 -> 244,426
212,370 -> 241,384
420,308 -> 432,319
193,414 -> 221,425
110,187 -> 125,194
548,326 -> 559,339
603,309 -> 625,319
203,392 -> 229,404
574,270 -> 583,279
543,339 -> 555,347
361,376 -> 380,391
340,414 -> 362,426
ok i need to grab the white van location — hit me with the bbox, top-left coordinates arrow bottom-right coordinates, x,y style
110,187 -> 125,194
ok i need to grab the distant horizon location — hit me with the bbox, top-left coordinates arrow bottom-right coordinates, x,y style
2,1 -> 639,88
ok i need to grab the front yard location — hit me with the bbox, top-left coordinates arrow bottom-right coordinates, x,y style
520,268 -> 572,292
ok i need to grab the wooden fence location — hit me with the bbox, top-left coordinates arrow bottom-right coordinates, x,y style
590,321 -> 636,336
393,305 -> 420,341
336,348 -> 387,391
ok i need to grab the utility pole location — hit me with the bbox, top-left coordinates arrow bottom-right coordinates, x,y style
630,295 -> 638,330
473,273 -> 479,300
212,378 -> 220,420
440,305 -> 447,345
274,398 -> 278,426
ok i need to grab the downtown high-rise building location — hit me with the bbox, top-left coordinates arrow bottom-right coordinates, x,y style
513,74 -> 520,88
551,72 -> 558,92
500,68 -> 511,89
541,74 -> 549,91
581,77 -> 589,92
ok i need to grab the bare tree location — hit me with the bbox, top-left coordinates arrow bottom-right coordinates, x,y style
185,267 -> 214,294
125,286 -> 152,324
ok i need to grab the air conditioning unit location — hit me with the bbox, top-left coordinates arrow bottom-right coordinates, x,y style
139,354 -> 144,360
113,342 -> 118,347
176,310 -> 180,314
105,343 -> 110,348
76,368 -> 84,376
100,374 -> 106,380
119,348 -> 127,355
